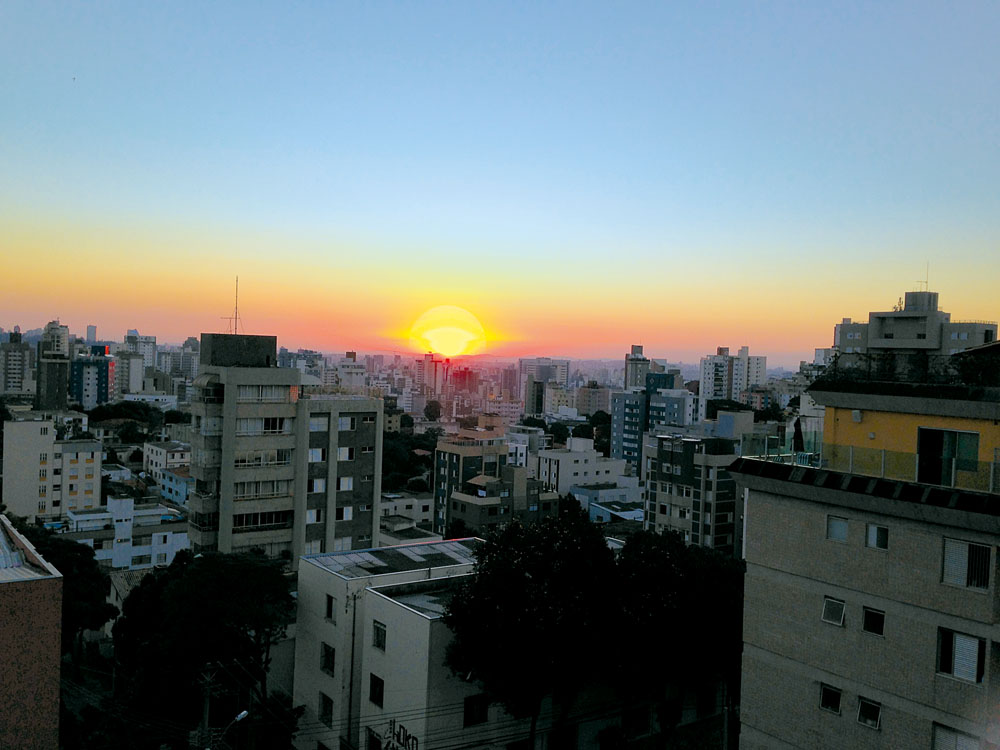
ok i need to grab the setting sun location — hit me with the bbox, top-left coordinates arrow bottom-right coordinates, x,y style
409,305 -> 487,357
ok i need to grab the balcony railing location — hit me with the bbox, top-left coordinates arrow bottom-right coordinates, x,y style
822,443 -> 999,494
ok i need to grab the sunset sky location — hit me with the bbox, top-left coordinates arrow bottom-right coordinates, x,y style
2,2 -> 998,366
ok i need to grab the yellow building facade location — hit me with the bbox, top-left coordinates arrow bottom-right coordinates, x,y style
812,384 -> 1000,494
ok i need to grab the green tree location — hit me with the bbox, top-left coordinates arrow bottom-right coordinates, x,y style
549,422 -> 570,445
571,423 -> 594,439
445,509 -> 616,744
113,551 -> 297,748
705,399 -> 751,420
520,416 -> 547,430
11,520 -> 118,659
424,400 -> 443,421
400,413 -> 414,432
117,421 -> 146,445
164,409 -> 191,424
588,410 -> 611,427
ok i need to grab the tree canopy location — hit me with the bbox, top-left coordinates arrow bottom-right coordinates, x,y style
424,400 -> 442,422
445,517 -> 744,741
10,519 -> 118,656
113,550 -> 299,748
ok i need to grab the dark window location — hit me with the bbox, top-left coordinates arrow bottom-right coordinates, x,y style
369,674 -> 384,707
319,692 -> 333,727
373,620 -> 386,651
862,608 -> 885,636
918,428 -> 980,486
857,698 -> 881,729
463,694 -> 490,727
325,594 -> 335,622
819,685 -> 841,714
321,642 -> 335,674
938,628 -> 985,683
866,524 -> 888,550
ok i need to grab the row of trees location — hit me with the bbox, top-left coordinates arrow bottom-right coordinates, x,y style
522,409 -> 612,454
446,508 -> 744,745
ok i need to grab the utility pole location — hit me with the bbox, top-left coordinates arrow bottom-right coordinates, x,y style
192,668 -> 218,749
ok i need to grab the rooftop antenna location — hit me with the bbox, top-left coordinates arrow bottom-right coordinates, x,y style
917,262 -> 929,292
221,276 -> 243,334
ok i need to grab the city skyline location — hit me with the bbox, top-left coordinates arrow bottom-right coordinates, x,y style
3,2 -> 999,365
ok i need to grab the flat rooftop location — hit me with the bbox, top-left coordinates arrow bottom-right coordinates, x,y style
371,576 -> 470,618
146,440 -> 190,452
304,539 -> 479,579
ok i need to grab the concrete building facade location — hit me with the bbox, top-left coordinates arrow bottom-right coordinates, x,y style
537,437 -> 627,495
432,432 -> 508,535
187,333 -> 383,565
0,515 -> 62,750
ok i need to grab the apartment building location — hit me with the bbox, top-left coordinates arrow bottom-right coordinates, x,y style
518,356 -> 570,390
292,540 -> 480,750
446,464 -> 560,534
699,346 -> 766,407
35,320 -> 70,411
2,411 -> 102,521
69,352 -> 116,410
0,515 -> 62,750
733,362 -> 1000,748
114,351 -> 145,395
575,381 -> 611,417
833,290 -> 997,357
124,331 -> 157,370
641,434 -> 741,555
537,437 -> 626,495
611,371 -> 690,473
187,333 -> 383,566
0,328 -> 34,397
624,344 -> 651,389
505,423 -> 552,471
432,432 -> 508,535
62,496 -> 190,570
142,440 -> 191,483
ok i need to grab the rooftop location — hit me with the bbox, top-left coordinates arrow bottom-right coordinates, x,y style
729,458 -> 1000,524
370,576 -> 469,619
304,539 -> 479,579
0,516 -> 62,583
146,440 -> 190,452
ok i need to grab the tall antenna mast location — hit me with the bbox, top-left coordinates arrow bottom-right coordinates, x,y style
221,275 -> 243,333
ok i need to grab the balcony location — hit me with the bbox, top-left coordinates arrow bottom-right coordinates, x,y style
823,443 -> 999,494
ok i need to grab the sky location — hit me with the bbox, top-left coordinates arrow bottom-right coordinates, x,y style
2,1 -> 998,366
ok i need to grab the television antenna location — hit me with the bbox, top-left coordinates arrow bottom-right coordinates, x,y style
221,276 -> 243,334
916,262 -> 929,292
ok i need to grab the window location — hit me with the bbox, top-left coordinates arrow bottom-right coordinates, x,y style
309,448 -> 327,463
856,698 -> 881,729
39,469 -> 47,480
862,608 -> 885,636
369,674 -> 384,707
338,446 -> 355,461
40,426 -> 49,435
865,523 -> 888,550
38,486 -> 46,497
308,478 -> 327,494
319,692 -> 333,727
826,516 -> 848,542
338,477 -> 354,492
335,506 -> 353,522
821,597 -> 845,626
39,452 -> 47,464
918,428 -> 980,486
362,415 -> 376,423
304,539 -> 324,554
306,509 -> 323,524
938,628 -> 985,683
325,594 -> 336,622
464,695 -> 490,727
373,620 -> 386,651
942,538 -> 991,589
933,724 -> 980,750
361,445 -> 374,454
309,415 -> 329,432
155,553 -> 167,564
338,416 -> 356,431
819,684 -> 841,714
320,642 -> 335,675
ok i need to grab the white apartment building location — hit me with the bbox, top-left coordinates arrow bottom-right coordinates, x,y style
124,332 -> 157,370
114,351 -> 145,395
2,411 -> 101,521
536,437 -> 627,495
63,496 -> 190,570
142,440 -> 191,483
699,346 -> 766,415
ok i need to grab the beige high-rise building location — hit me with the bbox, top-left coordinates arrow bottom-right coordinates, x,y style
187,334 -> 383,567
1,411 -> 101,522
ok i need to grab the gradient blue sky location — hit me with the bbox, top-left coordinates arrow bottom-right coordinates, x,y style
2,1 -> 998,365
